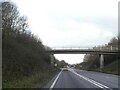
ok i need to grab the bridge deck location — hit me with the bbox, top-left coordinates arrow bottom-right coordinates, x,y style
47,49 -> 119,54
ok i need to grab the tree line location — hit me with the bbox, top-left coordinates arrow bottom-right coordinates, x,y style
1,1 -> 64,87
76,36 -> 119,74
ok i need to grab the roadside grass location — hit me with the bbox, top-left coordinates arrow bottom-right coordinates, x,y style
102,60 -> 119,75
3,69 -> 58,88
78,60 -> 119,75
89,60 -> 119,75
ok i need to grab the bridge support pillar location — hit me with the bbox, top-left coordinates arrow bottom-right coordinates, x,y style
50,54 -> 54,67
100,54 -> 104,71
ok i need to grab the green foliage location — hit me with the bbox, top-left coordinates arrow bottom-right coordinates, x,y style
3,70 -> 54,88
2,1 -> 53,87
55,59 -> 68,68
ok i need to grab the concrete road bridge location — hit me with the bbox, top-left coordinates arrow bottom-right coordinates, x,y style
46,46 -> 119,70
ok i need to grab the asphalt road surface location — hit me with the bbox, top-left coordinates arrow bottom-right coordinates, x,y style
44,68 -> 119,90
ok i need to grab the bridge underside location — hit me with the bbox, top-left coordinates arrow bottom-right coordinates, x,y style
47,49 -> 119,54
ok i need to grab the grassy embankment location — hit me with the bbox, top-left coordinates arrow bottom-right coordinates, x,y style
78,60 -> 119,75
101,60 -> 119,75
3,69 -> 59,88
2,1 -> 60,88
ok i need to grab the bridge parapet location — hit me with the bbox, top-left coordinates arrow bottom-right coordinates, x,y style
51,46 -> 118,51
47,48 -> 119,55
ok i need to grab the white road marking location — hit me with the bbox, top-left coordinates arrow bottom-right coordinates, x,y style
69,69 -> 113,90
49,70 -> 63,90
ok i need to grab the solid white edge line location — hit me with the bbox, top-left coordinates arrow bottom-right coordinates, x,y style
69,69 -> 113,90
49,70 -> 63,90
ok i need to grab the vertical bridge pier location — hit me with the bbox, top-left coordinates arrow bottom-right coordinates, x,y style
100,54 -> 104,71
50,54 -> 55,67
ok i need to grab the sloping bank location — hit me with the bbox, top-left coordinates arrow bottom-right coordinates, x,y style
2,32 -> 58,88
3,68 -> 59,88
78,60 -> 119,75
1,1 -> 60,88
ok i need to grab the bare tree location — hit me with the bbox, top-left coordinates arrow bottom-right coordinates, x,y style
2,1 -> 28,38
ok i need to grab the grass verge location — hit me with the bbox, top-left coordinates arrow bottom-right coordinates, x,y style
3,69 -> 58,88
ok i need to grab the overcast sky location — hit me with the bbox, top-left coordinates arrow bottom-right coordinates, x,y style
11,0 -> 119,64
